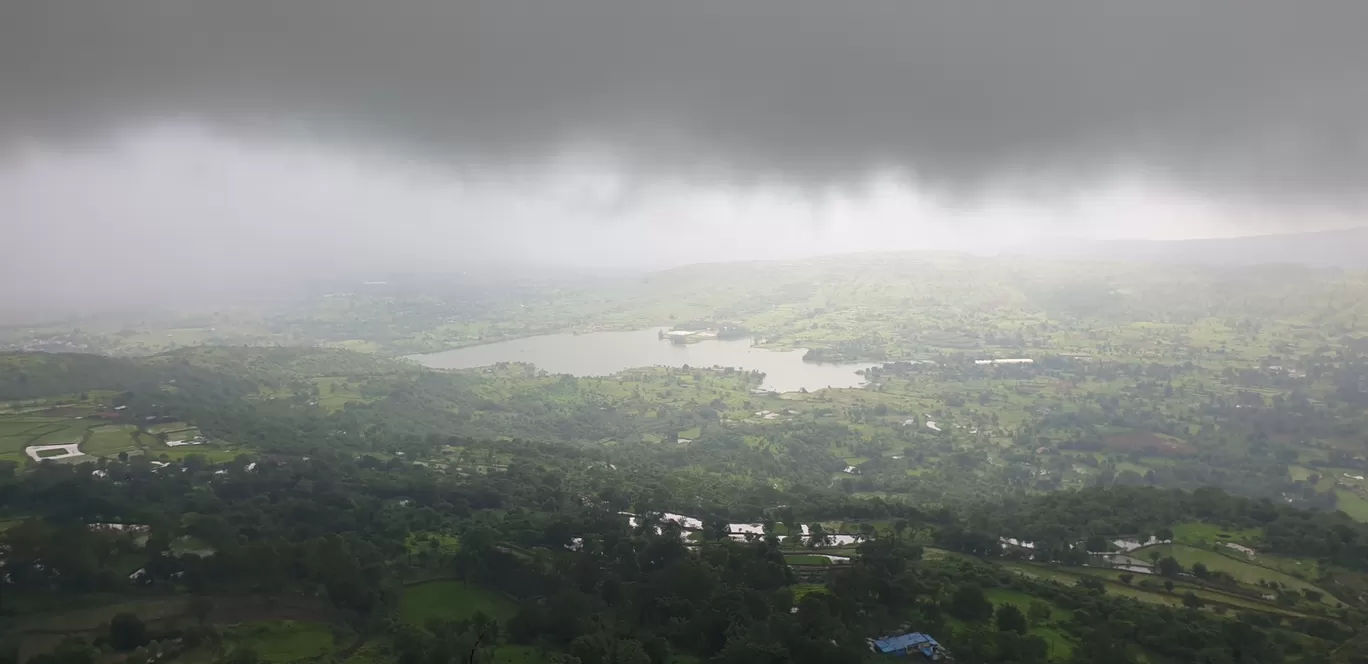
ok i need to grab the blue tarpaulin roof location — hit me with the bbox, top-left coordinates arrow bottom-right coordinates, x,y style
872,632 -> 939,654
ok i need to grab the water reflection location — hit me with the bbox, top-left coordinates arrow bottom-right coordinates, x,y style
406,328 -> 873,393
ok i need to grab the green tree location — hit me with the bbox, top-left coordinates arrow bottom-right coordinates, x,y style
642,636 -> 671,664
807,523 -> 832,549
222,647 -> 263,664
571,633 -> 614,664
947,585 -> 993,623
608,640 -> 651,664
1157,556 -> 1182,577
190,596 -> 215,625
995,604 -> 1028,634
108,613 -> 149,652
893,519 -> 910,542
1026,601 -> 1052,627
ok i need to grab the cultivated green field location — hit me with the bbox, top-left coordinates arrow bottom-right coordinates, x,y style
1135,544 -> 1336,604
83,425 -> 141,456
400,581 -> 518,627
784,554 -> 834,566
1171,522 -> 1262,548
406,532 -> 461,554
997,559 -> 1315,617
983,589 -> 1074,659
1337,490 -> 1368,523
227,621 -> 336,662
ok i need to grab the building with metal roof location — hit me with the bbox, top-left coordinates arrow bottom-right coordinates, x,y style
868,632 -> 948,659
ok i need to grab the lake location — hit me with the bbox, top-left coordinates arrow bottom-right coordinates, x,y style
406,328 -> 874,393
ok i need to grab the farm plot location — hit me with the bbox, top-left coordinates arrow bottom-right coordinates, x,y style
1336,490 -> 1368,523
983,589 -> 1074,659
0,419 -> 56,437
998,561 -> 1308,616
83,425 -> 142,457
0,416 -> 83,462
1137,544 -> 1336,604
400,580 -> 517,627
226,621 -> 336,663
1102,430 -> 1196,457
30,422 -> 95,445
1171,522 -> 1262,548
148,421 -> 195,435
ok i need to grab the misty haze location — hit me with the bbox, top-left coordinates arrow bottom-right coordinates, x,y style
2,3 -> 1368,664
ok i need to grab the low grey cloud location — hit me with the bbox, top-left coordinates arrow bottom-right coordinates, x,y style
3,0 -> 1366,196
3,2 -> 1367,322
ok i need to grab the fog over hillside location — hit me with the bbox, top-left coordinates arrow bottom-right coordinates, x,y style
1011,227 -> 1368,269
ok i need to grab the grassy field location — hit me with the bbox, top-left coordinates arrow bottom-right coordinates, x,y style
30,422 -> 93,445
400,580 -> 517,627
491,646 -> 556,664
148,421 -> 195,435
0,395 -> 163,463
406,532 -> 461,554
984,588 -> 1069,622
983,587 -> 1076,659
1133,544 -> 1335,604
996,560 -> 1310,616
790,583 -> 830,600
228,621 -> 335,662
155,446 -> 243,463
784,554 -> 833,566
1172,522 -> 1261,548
83,425 -> 141,457
0,419 -> 53,437
1336,489 -> 1368,523
15,597 -> 189,633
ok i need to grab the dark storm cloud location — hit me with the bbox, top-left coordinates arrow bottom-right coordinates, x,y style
2,0 -> 1366,195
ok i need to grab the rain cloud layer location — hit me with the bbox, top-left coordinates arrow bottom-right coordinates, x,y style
1,1 -> 1366,317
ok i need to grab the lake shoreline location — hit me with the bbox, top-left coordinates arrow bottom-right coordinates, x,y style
405,327 -> 875,393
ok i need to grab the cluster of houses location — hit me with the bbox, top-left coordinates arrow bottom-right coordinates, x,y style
612,511 -> 866,550
999,534 -> 1179,572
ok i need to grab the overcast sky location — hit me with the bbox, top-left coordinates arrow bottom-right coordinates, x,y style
2,1 -> 1366,317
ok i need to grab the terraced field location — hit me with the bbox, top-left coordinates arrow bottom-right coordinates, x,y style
0,395 -> 222,464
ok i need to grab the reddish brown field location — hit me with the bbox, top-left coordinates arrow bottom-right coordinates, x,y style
1104,432 -> 1196,457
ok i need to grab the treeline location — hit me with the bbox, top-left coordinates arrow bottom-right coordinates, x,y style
3,446 -> 1356,663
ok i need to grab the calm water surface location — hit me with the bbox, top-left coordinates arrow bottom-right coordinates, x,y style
406,328 -> 873,393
